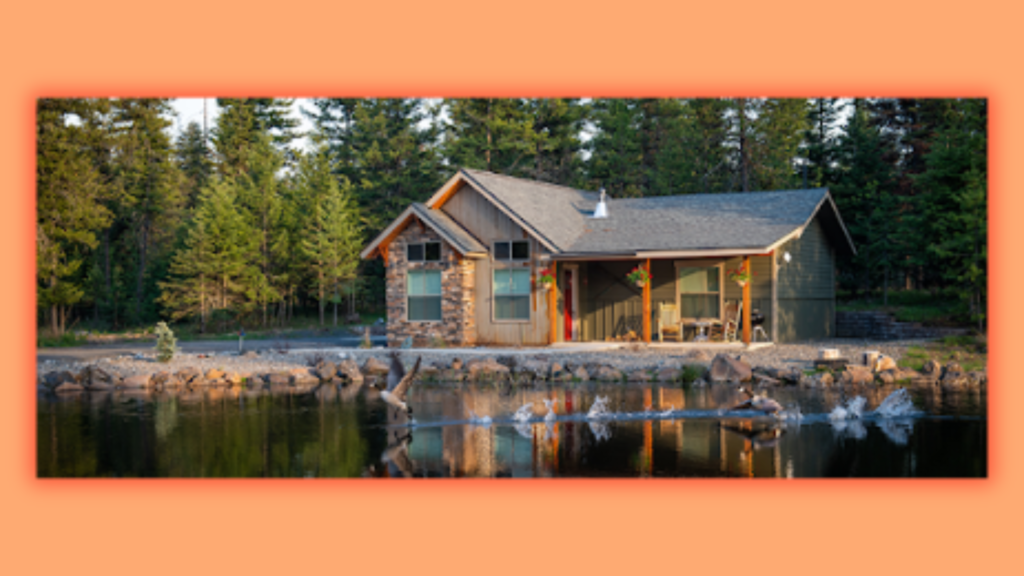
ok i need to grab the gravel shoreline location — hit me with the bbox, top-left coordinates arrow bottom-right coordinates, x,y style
37,338 -> 935,381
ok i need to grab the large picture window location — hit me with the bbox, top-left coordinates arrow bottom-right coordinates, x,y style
678,266 -> 721,319
494,268 -> 531,320
407,270 -> 442,321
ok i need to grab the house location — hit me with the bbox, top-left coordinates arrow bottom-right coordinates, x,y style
360,168 -> 856,347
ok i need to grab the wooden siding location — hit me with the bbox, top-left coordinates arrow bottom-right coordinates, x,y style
775,215 -> 836,342
444,184 -> 553,345
581,260 -> 675,341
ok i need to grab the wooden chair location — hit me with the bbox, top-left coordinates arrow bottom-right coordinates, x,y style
658,302 -> 683,342
720,300 -> 742,342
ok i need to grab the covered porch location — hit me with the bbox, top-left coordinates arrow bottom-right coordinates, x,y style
545,253 -> 777,346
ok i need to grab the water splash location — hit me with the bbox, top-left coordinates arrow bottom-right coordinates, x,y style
587,396 -> 612,420
466,409 -> 492,428
514,421 -> 533,439
543,399 -> 558,422
876,388 -> 919,418
832,418 -> 867,440
778,403 -> 803,422
589,420 -> 612,442
512,402 -> 534,423
659,404 -> 676,418
830,396 -> 867,421
878,418 -> 914,446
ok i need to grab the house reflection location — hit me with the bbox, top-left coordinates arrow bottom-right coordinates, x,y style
373,383 -> 792,478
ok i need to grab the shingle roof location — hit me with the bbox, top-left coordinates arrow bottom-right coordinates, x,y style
459,168 -> 850,256
460,169 -> 598,251
410,203 -> 487,255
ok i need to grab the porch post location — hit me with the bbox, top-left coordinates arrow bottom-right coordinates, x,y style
642,259 -> 651,343
549,261 -> 558,345
742,255 -> 751,344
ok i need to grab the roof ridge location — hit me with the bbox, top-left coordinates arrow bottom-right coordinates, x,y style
460,167 -> 597,197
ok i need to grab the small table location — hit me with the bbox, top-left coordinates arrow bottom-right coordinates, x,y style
690,320 -> 713,342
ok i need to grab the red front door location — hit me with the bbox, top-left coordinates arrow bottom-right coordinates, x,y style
564,269 -> 573,341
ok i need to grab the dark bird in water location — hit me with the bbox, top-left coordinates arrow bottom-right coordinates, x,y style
387,351 -> 405,391
720,423 -> 786,449
381,433 -> 415,477
381,354 -> 422,414
730,387 -> 783,414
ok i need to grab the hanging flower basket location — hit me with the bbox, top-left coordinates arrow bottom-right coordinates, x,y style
626,266 -> 650,288
537,268 -> 554,291
727,262 -> 754,287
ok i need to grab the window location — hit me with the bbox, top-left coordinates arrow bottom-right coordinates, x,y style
407,242 -> 441,262
493,240 -> 530,261
407,270 -> 442,321
494,268 -> 531,320
678,266 -> 720,319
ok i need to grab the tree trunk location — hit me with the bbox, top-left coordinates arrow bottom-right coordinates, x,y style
136,215 -> 148,324
737,98 -> 749,192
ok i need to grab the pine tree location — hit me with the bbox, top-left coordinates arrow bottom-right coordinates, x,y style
444,98 -> 539,177
750,98 -> 811,191
294,147 -> 363,326
154,321 -> 178,362
36,98 -> 114,336
804,98 -> 847,187
913,99 -> 987,329
523,98 -> 588,186
108,98 -> 184,326
585,99 -> 644,197
174,121 -> 212,209
654,98 -> 731,195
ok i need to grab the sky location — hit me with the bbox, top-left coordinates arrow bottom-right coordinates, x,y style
170,98 -> 316,150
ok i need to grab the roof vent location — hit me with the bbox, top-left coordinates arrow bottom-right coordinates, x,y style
592,188 -> 608,218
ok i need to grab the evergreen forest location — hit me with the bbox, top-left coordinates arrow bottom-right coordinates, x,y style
36,97 -> 987,338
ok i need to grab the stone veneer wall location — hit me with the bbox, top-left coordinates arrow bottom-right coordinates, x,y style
835,311 -> 967,340
385,225 -> 476,347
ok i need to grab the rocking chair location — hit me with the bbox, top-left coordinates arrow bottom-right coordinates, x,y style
658,302 -> 683,342
714,300 -> 742,342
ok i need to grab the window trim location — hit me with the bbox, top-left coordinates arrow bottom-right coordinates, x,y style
674,261 -> 725,322
406,268 -> 443,323
492,239 -> 531,262
407,241 -> 442,263
491,265 -> 532,323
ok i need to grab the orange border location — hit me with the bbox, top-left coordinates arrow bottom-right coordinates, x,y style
2,1 -> 1018,574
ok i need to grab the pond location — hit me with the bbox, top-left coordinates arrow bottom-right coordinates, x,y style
37,381 -> 986,478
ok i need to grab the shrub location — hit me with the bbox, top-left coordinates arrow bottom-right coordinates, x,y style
681,364 -> 704,385
154,322 -> 178,363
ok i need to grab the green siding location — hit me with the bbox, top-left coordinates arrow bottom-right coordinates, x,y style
722,254 -> 773,340
581,260 -> 674,341
775,215 -> 835,342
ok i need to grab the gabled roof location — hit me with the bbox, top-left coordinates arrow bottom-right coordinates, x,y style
365,168 -> 856,261
359,202 -> 487,260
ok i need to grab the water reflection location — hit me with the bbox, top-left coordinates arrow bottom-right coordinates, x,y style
37,382 -> 986,478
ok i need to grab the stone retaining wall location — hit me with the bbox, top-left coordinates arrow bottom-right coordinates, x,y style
836,311 -> 967,340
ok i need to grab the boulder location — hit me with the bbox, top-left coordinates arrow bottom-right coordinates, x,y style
338,359 -> 364,386
594,366 -> 623,382
518,360 -> 550,380
839,365 -> 874,386
44,370 -> 78,389
450,358 -> 464,371
940,369 -> 969,390
242,350 -> 259,358
176,367 -> 201,384
362,357 -> 389,376
876,371 -> 895,385
205,368 -> 226,381
549,362 -> 564,375
921,359 -> 942,376
54,381 -> 85,393
467,358 -> 510,381
627,369 -> 652,382
315,361 -> 338,381
572,366 -> 590,382
121,373 -> 152,389
942,362 -> 964,377
550,369 -> 573,382
268,372 -> 291,386
966,371 -> 987,389
687,349 -> 711,363
225,372 -> 244,386
290,368 -> 320,386
874,355 -> 897,373
707,354 -> 752,383
655,367 -> 680,382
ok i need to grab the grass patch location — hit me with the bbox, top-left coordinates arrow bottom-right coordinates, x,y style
37,332 -> 88,348
837,289 -> 971,327
681,364 -> 704,385
897,336 -> 987,373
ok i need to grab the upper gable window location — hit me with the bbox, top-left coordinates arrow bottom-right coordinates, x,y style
494,240 -> 530,261
408,242 -> 441,262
